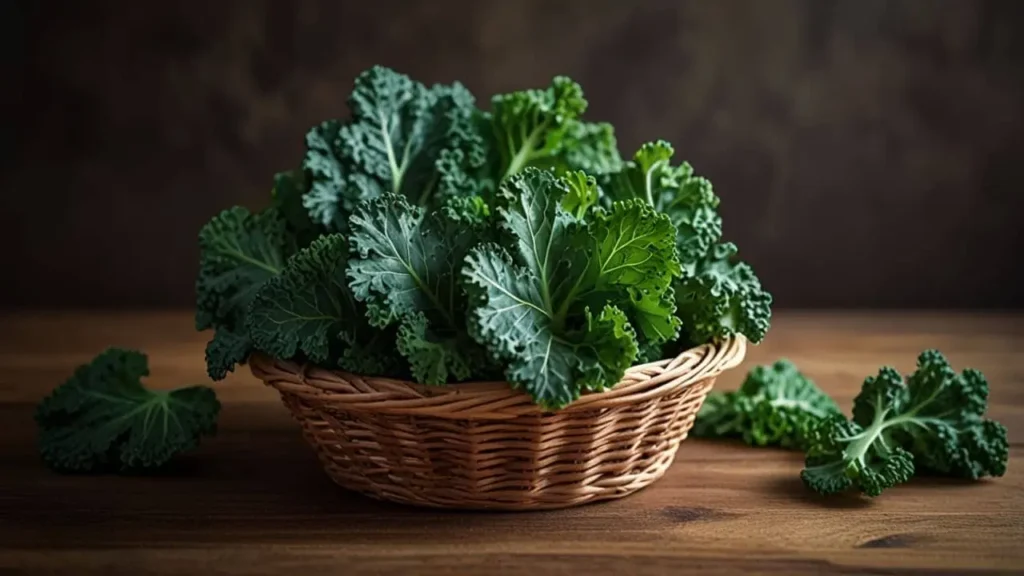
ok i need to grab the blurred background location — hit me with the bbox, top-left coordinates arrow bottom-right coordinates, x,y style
3,0 -> 1023,311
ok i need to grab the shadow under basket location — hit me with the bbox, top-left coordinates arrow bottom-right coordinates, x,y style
249,335 -> 747,511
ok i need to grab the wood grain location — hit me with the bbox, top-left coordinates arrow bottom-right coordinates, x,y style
0,311 -> 1022,575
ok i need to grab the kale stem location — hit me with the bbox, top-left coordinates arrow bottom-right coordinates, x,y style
644,159 -> 668,207
503,121 -> 549,180
379,113 -> 404,193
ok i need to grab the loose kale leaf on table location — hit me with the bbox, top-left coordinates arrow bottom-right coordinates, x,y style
692,359 -> 842,450
801,350 -> 1009,497
36,349 -> 220,473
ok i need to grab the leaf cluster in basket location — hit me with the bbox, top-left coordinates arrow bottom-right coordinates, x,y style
693,351 -> 1009,498
194,65 -> 772,410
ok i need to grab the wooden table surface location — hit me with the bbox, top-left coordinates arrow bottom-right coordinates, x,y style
1,311 -> 1022,575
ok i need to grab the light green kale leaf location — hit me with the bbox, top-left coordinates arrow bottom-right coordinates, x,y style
462,168 -> 680,409
35,348 -> 220,473
560,170 -> 599,219
600,140 -> 722,263
535,120 -> 624,178
601,140 -> 772,347
433,76 -> 620,208
564,197 -> 683,347
489,76 -> 587,181
346,194 -> 493,384
195,206 -> 293,379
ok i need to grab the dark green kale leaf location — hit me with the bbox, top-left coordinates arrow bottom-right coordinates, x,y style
346,194 -> 495,384
462,168 -> 680,409
270,168 -> 322,249
246,234 -> 402,375
801,350 -> 1008,497
692,359 -> 842,450
301,66 -> 479,231
195,206 -> 293,379
891,350 -> 1009,480
36,348 -> 220,473
801,413 -> 917,497
674,241 -> 772,347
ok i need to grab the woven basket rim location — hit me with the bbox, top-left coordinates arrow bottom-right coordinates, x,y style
250,335 -> 746,420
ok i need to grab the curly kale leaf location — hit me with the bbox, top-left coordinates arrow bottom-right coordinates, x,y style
346,194 -> 493,384
533,120 -> 623,178
556,120 -> 623,176
428,75 -> 620,212
599,141 -> 771,347
600,140 -> 722,263
561,170 -> 599,220
246,234 -> 401,374
692,359 -> 842,449
301,66 -> 479,230
301,119 -> 350,230
801,350 -> 1008,497
35,349 -> 220,473
889,350 -> 1009,479
675,242 -> 773,346
489,76 -> 587,180
801,414 -> 916,497
195,206 -> 293,379
462,168 -> 680,409
570,198 -> 683,348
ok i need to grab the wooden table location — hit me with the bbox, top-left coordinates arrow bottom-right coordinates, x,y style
1,311 -> 1022,575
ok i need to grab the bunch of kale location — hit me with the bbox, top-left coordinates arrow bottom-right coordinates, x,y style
194,66 -> 772,410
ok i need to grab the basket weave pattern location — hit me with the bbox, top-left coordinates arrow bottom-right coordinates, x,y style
251,335 -> 746,510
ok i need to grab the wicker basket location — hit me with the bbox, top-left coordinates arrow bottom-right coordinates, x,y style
250,335 -> 746,510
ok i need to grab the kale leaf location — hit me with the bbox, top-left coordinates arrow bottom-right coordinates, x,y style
600,141 -> 771,348
347,194 -> 493,384
674,241 -> 773,347
462,168 -> 680,409
36,349 -> 220,473
436,77 -> 619,205
692,359 -> 842,450
195,206 -> 293,379
246,234 -> 402,375
801,350 -> 1009,497
301,66 -> 479,231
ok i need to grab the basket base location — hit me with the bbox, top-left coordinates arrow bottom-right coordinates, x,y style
275,377 -> 715,511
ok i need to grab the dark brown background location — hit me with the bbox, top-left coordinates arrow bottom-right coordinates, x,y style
4,0 -> 1023,310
